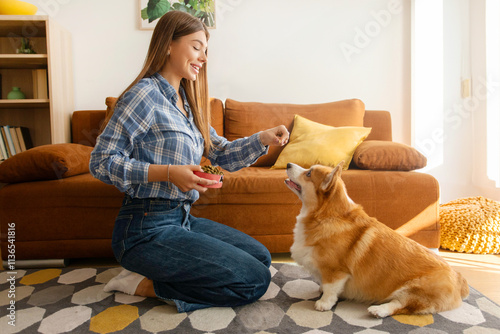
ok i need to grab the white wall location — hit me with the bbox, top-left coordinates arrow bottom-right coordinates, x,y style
31,0 -> 151,109
28,0 -> 411,143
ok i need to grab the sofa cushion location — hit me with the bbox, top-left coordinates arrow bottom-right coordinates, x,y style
0,143 -> 93,183
352,141 -> 427,171
225,99 -> 366,166
105,96 -> 117,118
272,115 -> 371,170
195,167 -> 293,205
72,110 -> 107,146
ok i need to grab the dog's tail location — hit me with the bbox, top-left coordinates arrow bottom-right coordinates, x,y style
458,272 -> 469,299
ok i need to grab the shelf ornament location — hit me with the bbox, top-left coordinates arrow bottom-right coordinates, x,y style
7,87 -> 26,100
17,37 -> 36,54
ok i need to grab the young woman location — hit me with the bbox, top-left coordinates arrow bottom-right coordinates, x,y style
89,11 -> 289,313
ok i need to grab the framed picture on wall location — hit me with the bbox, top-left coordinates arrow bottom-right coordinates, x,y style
139,0 -> 216,30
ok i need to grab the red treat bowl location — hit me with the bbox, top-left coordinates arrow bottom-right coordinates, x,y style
193,171 -> 223,188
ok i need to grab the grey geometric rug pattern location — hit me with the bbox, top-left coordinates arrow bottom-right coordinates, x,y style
1,263 -> 500,333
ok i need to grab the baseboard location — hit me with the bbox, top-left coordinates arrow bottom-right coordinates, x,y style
2,258 -> 68,269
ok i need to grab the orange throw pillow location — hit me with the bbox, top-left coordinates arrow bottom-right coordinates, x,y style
0,144 -> 93,183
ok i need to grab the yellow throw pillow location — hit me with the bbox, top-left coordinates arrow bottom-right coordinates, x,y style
272,115 -> 371,170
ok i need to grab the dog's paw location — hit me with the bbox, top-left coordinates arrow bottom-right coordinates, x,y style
367,305 -> 392,318
315,298 -> 336,311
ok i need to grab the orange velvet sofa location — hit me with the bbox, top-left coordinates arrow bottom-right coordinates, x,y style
0,98 -> 440,263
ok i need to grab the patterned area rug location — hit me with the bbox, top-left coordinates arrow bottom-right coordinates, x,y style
1,263 -> 500,333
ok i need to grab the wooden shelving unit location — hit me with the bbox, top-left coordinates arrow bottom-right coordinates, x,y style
0,99 -> 50,108
0,15 -> 73,148
0,54 -> 48,68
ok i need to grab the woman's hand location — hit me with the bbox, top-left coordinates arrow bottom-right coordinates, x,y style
169,165 -> 217,193
259,125 -> 290,147
148,164 -> 216,193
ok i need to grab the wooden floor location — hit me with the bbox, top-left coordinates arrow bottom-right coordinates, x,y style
272,250 -> 500,305
439,250 -> 500,304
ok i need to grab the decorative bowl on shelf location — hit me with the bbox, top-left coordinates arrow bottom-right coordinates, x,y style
0,0 -> 38,15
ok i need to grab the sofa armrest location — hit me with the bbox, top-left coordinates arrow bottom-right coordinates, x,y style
352,140 -> 427,171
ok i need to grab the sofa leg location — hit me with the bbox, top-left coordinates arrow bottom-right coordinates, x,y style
2,259 -> 68,269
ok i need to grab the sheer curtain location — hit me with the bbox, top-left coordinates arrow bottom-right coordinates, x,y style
412,0 -> 500,202
411,0 -> 444,170
486,0 -> 500,187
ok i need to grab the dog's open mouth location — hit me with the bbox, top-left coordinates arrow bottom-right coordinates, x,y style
285,179 -> 301,192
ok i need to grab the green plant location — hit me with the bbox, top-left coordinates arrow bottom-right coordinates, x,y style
141,0 -> 215,27
17,38 -> 36,54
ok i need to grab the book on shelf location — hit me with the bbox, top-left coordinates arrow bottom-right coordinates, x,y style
0,125 -> 33,161
10,126 -> 22,154
1,126 -> 15,157
32,69 -> 49,99
0,129 -> 8,161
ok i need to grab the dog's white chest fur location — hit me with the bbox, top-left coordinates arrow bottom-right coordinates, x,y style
290,212 -> 319,279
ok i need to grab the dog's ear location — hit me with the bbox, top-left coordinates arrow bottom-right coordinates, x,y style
321,163 -> 342,191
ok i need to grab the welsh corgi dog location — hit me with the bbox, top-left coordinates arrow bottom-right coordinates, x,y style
285,162 -> 469,317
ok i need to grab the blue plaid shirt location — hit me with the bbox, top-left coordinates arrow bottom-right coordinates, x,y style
90,73 -> 268,202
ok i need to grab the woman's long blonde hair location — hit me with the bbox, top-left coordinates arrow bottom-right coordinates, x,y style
102,11 -> 212,155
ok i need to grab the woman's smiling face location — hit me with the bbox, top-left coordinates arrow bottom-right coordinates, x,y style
165,30 -> 208,83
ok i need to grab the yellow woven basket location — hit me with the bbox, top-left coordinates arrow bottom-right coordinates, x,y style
440,196 -> 500,254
